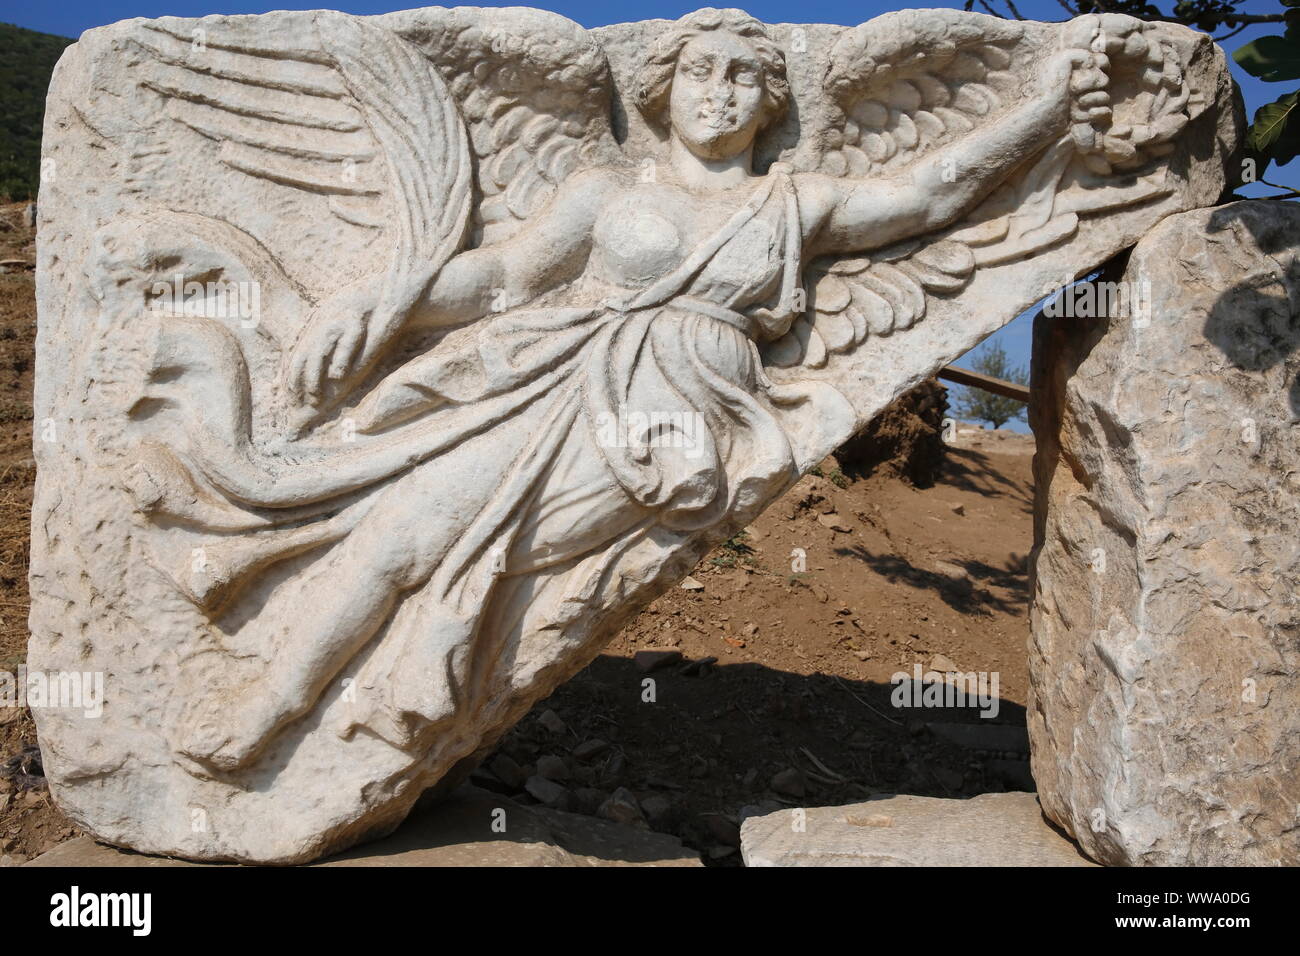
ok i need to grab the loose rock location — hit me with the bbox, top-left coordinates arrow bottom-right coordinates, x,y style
770,768 -> 807,798
597,787 -> 646,829
524,775 -> 570,810
634,650 -> 682,673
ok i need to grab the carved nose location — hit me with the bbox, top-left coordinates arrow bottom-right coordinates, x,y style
706,84 -> 734,107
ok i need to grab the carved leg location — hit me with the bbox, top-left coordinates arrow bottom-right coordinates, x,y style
175,406 -> 651,773
506,433 -> 650,573
175,462 -> 479,772
177,506 -> 367,612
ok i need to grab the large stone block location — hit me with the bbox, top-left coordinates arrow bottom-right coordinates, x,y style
31,6 -> 1238,862
23,785 -> 701,866
1029,200 -> 1300,865
741,792 -> 1095,866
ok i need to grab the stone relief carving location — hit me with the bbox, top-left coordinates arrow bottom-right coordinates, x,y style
31,6 -> 1239,861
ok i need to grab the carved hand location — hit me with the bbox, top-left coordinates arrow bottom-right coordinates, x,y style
1057,13 -> 1153,166
1040,46 -> 1107,138
284,277 -> 387,406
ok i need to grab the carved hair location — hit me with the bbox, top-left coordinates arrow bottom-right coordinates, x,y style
634,8 -> 791,131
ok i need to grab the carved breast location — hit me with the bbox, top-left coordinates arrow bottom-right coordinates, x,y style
592,197 -> 684,287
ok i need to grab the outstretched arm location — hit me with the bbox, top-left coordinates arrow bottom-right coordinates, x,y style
801,47 -> 1095,258
404,167 -> 620,330
286,167 -> 619,404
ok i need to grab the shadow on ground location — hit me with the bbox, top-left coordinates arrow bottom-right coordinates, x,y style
940,447 -> 1034,513
832,545 -> 1030,616
484,652 -> 1032,866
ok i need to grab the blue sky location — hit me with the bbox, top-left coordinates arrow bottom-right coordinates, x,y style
5,0 -> 1292,430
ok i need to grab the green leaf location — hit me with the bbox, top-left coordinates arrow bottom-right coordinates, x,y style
1249,91 -> 1300,167
1235,36 -> 1300,82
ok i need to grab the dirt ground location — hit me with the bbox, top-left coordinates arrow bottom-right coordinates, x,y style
0,201 -> 1036,865
488,429 -> 1036,864
0,202 -> 69,862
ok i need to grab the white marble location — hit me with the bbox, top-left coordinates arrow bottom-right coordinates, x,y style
31,6 -> 1238,862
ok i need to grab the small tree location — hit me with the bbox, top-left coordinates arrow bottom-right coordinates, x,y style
953,341 -> 1028,430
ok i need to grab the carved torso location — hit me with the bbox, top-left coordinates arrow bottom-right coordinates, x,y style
590,179 -> 787,313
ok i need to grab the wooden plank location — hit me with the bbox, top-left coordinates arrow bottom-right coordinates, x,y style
937,365 -> 1031,403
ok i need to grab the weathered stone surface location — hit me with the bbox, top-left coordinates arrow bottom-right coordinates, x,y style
31,6 -> 1238,863
1029,200 -> 1300,866
740,792 -> 1096,866
23,785 -> 700,867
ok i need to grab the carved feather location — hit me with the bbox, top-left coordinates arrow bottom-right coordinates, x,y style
766,10 -> 1197,373
817,10 -> 1027,179
394,14 -> 619,246
133,20 -> 387,221
127,13 -> 475,331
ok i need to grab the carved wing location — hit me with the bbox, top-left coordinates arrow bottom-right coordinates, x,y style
767,11 -> 1197,370
124,12 -> 473,332
810,10 -> 1028,180
388,8 -> 620,246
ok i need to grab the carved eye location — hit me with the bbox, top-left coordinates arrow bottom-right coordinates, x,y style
734,66 -> 760,87
681,61 -> 711,81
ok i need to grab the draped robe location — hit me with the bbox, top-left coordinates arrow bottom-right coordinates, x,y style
134,166 -> 856,749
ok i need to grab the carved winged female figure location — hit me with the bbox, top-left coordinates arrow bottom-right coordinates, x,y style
77,7 -> 1202,780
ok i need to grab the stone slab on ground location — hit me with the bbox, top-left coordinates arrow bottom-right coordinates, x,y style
21,785 -> 699,867
740,792 -> 1096,866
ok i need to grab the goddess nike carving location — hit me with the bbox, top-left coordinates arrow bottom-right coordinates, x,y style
30,6 -> 1237,861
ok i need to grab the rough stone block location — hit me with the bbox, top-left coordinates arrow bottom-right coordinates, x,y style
1029,200 -> 1300,865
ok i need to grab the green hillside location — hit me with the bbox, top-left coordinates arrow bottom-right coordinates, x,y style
0,23 -> 75,202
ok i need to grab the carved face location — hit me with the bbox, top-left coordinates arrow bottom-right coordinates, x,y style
669,31 -> 768,161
